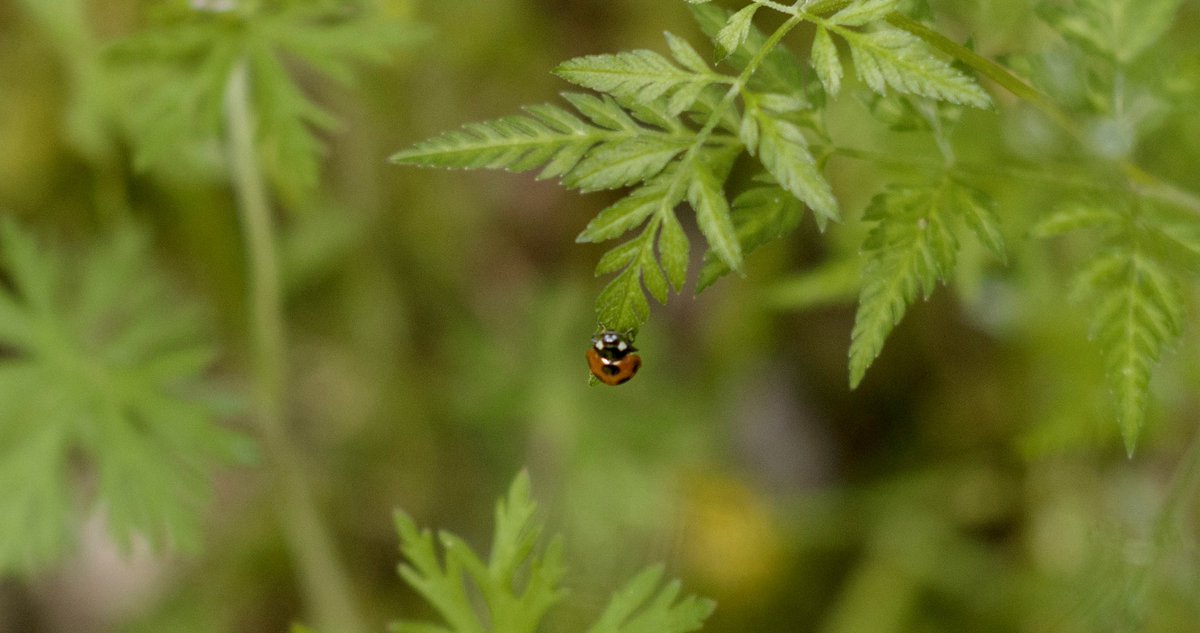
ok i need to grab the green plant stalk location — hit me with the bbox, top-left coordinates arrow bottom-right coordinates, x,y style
669,11 -> 805,203
224,61 -> 367,633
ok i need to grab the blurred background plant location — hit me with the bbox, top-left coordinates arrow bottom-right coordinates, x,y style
0,1 -> 1198,633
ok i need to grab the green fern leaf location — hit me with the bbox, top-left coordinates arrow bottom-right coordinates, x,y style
840,27 -> 991,108
393,97 -> 697,192
1037,0 -> 1184,64
688,154 -> 743,273
1035,200 -> 1191,452
592,204 -> 688,331
561,92 -> 643,131
392,472 -> 713,633
951,181 -> 1006,262
827,0 -> 902,27
391,107 -> 602,172
554,46 -> 722,115
754,115 -> 839,223
564,137 -> 690,192
665,31 -> 712,75
698,182 -> 805,291
715,4 -> 760,60
585,565 -> 715,633
738,105 -> 761,153
0,219 -> 247,574
849,185 -> 958,387
598,258 -> 654,332
659,209 -> 691,291
1078,246 -> 1183,453
690,4 -> 804,95
577,171 -> 682,243
811,26 -> 843,96
393,471 -> 567,633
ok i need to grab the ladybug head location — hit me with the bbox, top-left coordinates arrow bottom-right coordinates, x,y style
593,330 -> 636,355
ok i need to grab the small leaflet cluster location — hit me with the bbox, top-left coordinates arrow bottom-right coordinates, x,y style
0,219 -> 246,573
392,471 -> 714,633
392,0 -> 990,335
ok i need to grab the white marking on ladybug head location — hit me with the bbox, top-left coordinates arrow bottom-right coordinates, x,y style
617,340 -> 627,351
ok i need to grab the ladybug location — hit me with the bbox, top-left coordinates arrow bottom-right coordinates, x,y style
586,330 -> 642,386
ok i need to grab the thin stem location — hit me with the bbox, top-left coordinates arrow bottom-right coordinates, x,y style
224,61 -> 368,633
672,11 -> 805,188
831,146 -> 1130,194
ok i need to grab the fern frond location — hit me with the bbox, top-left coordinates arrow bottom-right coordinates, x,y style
392,473 -> 713,633
595,221 -> 665,331
391,98 -> 698,191
753,114 -> 839,223
848,179 -> 1004,387
554,38 -> 729,116
811,26 -> 843,96
566,137 -> 691,192
584,565 -> 715,633
714,5 -> 761,59
849,185 -> 958,387
835,26 -> 992,108
665,31 -> 712,75
690,4 -> 804,95
827,0 -> 902,27
1080,246 -> 1183,453
698,182 -> 805,291
1035,199 -> 1191,453
688,153 -> 744,273
391,107 -> 604,172
951,180 -> 1006,262
577,170 -> 683,243
597,264 -> 654,333
658,209 -> 691,291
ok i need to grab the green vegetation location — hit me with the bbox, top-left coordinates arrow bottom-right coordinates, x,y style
1,1 -> 1199,632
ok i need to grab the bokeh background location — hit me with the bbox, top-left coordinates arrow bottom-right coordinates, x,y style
1,1 -> 1199,632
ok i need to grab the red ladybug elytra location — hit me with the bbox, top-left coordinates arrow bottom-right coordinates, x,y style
586,330 -> 642,386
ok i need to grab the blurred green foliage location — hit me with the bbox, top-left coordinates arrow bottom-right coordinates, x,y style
0,1 -> 1198,633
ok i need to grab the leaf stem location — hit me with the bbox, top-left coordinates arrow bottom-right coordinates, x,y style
831,146 -> 1129,193
678,11 -> 805,178
224,61 -> 368,633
